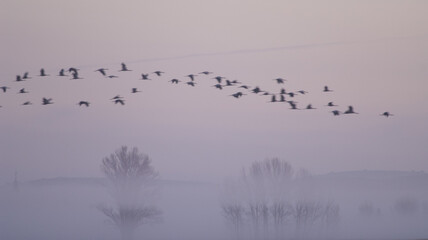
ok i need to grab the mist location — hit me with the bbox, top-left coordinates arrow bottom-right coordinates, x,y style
1,0 -> 428,239
2,158 -> 428,240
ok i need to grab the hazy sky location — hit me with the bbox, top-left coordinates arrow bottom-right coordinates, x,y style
1,0 -> 428,185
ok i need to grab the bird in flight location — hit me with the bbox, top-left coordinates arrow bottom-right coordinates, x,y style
68,67 -> 79,74
42,98 -> 53,105
331,110 -> 341,116
16,75 -> 24,82
199,71 -> 212,75
141,74 -> 150,80
186,74 -> 197,81
39,68 -> 49,77
252,87 -> 262,94
288,101 -> 298,110
113,99 -> 125,105
107,75 -> 118,78
22,72 -> 30,79
239,85 -> 251,89
270,95 -> 277,102
58,69 -> 67,76
186,81 -> 196,87
213,84 -> 223,90
274,78 -> 286,84
111,95 -> 123,100
153,71 -> 164,76
119,63 -> 131,71
297,90 -> 308,95
78,101 -> 90,107
22,101 -> 32,106
170,79 -> 180,84
71,72 -> 82,80
323,86 -> 333,92
306,104 -> 316,110
0,86 -> 10,93
381,112 -> 393,117
344,106 -> 358,114
131,88 -> 141,93
18,88 -> 28,94
213,76 -> 224,83
231,92 -> 245,99
95,68 -> 108,76
327,102 -> 337,107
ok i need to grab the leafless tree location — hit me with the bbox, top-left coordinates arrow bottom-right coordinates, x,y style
221,202 -> 245,239
99,146 -> 161,240
98,205 -> 161,240
270,201 -> 293,239
320,200 -> 340,229
293,200 -> 324,233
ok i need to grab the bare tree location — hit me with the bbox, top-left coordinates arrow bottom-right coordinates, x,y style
221,202 -> 245,239
99,146 -> 161,240
293,200 -> 324,235
270,201 -> 293,239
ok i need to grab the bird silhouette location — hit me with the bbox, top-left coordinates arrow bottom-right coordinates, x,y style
22,72 -> 30,79
323,86 -> 333,92
274,78 -> 286,84
287,92 -> 296,98
186,74 -> 197,81
0,86 -> 10,93
231,92 -> 245,99
306,104 -> 316,110
279,94 -> 286,102
95,68 -> 108,76
131,88 -> 141,93
71,72 -> 82,80
279,88 -> 287,94
186,81 -> 196,87
297,90 -> 308,95
269,95 -> 277,102
331,110 -> 341,116
170,79 -> 180,84
239,85 -> 251,89
252,87 -> 262,94
213,84 -> 223,90
111,95 -> 123,100
288,101 -> 298,110
381,112 -> 394,117
119,63 -> 131,71
42,98 -> 53,105
213,76 -> 224,83
107,75 -> 118,78
58,69 -> 67,76
199,71 -> 212,75
39,68 -> 49,76
344,106 -> 358,114
78,101 -> 90,107
18,88 -> 28,94
22,101 -> 32,105
153,71 -> 164,76
140,74 -> 150,80
68,67 -> 79,74
113,99 -> 125,105
327,102 -> 338,107
16,75 -> 24,82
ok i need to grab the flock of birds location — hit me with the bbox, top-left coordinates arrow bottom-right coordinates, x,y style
1,62 -> 394,117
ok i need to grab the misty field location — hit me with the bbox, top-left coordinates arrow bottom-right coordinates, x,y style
2,167 -> 428,240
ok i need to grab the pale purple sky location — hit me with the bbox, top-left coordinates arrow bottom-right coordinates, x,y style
1,0 -> 427,184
